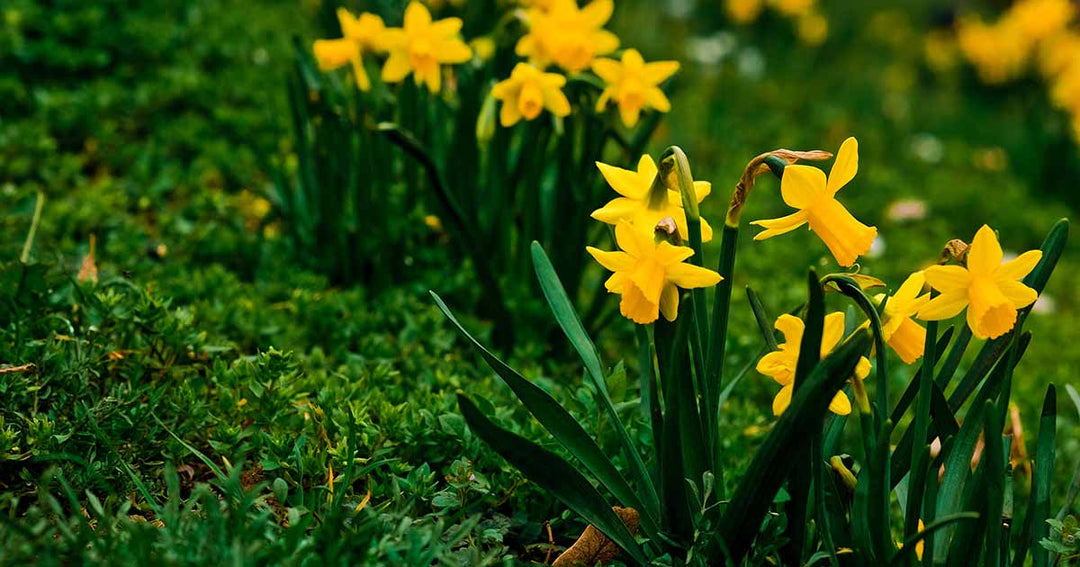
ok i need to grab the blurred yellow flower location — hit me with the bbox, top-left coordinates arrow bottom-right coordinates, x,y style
726,0 -> 763,24
756,312 -> 871,416
1004,0 -> 1075,45
516,0 -> 619,72
955,16 -> 1030,84
592,154 -> 713,242
380,2 -> 472,93
491,63 -> 571,126
768,0 -> 815,17
1038,32 -> 1080,77
587,221 -> 721,324
874,272 -> 931,364
796,12 -> 828,46
751,137 -> 877,267
592,49 -> 679,127
312,9 -> 386,91
924,30 -> 960,74
918,225 -> 1042,339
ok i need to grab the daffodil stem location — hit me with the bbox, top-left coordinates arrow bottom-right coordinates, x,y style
905,315 -> 938,554
20,191 -> 45,264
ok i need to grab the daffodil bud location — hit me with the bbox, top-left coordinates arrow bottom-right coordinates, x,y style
476,91 -> 497,144
829,456 -> 858,492
851,370 -> 871,415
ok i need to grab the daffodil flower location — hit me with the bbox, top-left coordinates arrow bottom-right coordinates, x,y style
874,272 -> 931,364
756,312 -> 871,416
592,155 -> 713,242
312,9 -> 386,91
751,137 -> 877,267
918,225 -> 1041,339
592,49 -> 679,127
587,221 -> 722,324
380,2 -> 472,94
491,63 -> 571,126
516,0 -> 619,72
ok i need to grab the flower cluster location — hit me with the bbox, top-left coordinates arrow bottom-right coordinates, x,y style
724,0 -> 829,46
586,137 -> 1044,419
950,0 -> 1080,139
313,3 -> 471,93
312,1 -> 680,128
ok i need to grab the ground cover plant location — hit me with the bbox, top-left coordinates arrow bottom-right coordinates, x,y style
2,0 -> 1079,565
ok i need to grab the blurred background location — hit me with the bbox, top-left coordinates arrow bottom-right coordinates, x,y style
1,0 -> 1078,559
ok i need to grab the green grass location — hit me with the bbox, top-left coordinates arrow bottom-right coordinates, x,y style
2,0 -> 1078,564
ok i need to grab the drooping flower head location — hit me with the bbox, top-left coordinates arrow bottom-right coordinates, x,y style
380,2 -> 472,93
491,63 -> 571,126
592,155 -> 713,243
516,0 -> 619,72
587,221 -> 722,324
918,225 -> 1042,339
312,9 -> 386,91
874,272 -> 931,364
591,49 -> 679,127
751,137 -> 877,267
756,312 -> 871,416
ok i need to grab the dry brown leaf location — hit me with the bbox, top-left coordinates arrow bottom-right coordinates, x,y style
77,234 -> 98,283
552,506 -> 639,566
727,148 -> 833,224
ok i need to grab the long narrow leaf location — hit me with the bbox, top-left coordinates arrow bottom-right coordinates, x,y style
432,291 -> 660,537
530,244 -> 661,521
457,394 -> 649,565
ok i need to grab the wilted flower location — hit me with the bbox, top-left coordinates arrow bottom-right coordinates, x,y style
918,225 -> 1042,339
587,221 -> 721,324
592,49 -> 679,127
516,0 -> 619,72
592,155 -> 713,242
751,137 -> 877,267
380,2 -> 472,93
756,312 -> 871,416
312,9 -> 386,91
491,63 -> 571,126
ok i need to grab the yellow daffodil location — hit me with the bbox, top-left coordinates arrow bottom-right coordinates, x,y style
796,12 -> 828,46
897,520 -> 926,560
874,272 -> 931,364
380,2 -> 472,93
587,221 -> 721,324
516,0 -> 619,72
726,0 -> 764,24
756,312 -> 871,416
955,16 -> 1030,85
592,155 -> 714,242
768,0 -> 815,17
751,137 -> 877,267
918,225 -> 1042,339
1004,0 -> 1075,46
592,49 -> 679,127
491,63 -> 571,126
312,9 -> 386,91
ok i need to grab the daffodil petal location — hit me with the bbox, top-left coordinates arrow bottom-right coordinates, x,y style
918,292 -> 969,320
751,211 -> 810,240
773,383 -> 793,416
828,391 -> 852,416
923,265 -> 972,294
660,283 -> 680,321
820,312 -> 846,354
805,198 -> 877,267
968,225 -> 1003,275
586,246 -> 635,272
995,250 -> 1042,282
774,314 -> 805,343
827,137 -> 858,196
665,263 -> 722,289
855,356 -> 871,379
591,197 -> 639,224
597,162 -> 648,199
780,164 -> 827,209
996,279 -> 1038,308
643,60 -> 680,83
614,220 -> 649,257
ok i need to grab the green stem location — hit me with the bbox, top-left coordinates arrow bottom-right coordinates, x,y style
21,191 -> 45,264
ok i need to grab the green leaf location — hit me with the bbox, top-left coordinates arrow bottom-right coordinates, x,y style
889,513 -> 980,567
746,286 -> 779,351
529,244 -> 661,522
457,394 -> 649,566
1031,385 -> 1058,567
718,328 -> 872,564
432,291 -> 660,539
